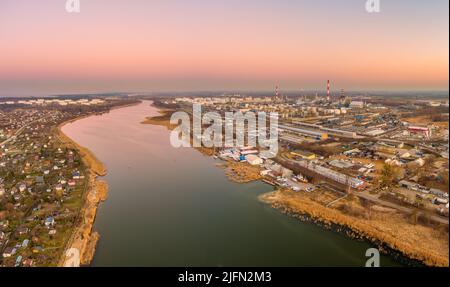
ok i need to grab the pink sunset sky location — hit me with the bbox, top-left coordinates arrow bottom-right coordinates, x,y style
0,0 -> 448,96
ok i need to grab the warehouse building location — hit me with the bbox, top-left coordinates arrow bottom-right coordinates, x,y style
279,125 -> 328,140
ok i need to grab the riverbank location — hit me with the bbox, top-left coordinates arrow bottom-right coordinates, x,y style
141,109 -> 177,130
55,118 -> 109,266
56,101 -> 142,266
141,109 -> 261,183
260,189 -> 449,267
221,161 -> 262,183
54,103 -> 143,266
141,109 -> 218,157
142,105 -> 449,267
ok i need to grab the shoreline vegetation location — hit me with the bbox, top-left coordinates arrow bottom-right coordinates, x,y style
260,190 -> 448,267
56,117 -> 108,266
142,103 -> 449,267
54,101 -> 140,267
141,110 -> 261,182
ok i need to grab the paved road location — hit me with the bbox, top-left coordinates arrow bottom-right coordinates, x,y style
280,156 -> 449,225
286,178 -> 315,192
357,190 -> 449,225
0,116 -> 50,146
371,137 -> 443,157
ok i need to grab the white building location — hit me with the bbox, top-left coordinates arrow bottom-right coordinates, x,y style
246,155 -> 263,165
365,129 -> 385,137
350,101 -> 365,108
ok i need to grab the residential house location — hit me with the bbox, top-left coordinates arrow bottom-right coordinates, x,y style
35,176 -> 44,185
22,259 -> 34,267
2,247 -> 16,258
22,239 -> 29,248
16,227 -> 29,236
45,216 -> 55,227
72,171 -> 81,179
18,183 -> 26,192
32,246 -> 44,254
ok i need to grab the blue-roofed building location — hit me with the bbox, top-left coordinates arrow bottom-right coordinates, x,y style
72,171 -> 81,179
45,216 -> 55,227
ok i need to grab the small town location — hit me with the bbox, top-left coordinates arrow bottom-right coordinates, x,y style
0,96 -> 138,267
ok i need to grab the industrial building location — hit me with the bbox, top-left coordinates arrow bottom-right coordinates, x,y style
365,129 -> 386,137
246,155 -> 263,165
294,159 -> 365,189
279,124 -> 328,140
407,126 -> 431,138
286,122 -> 358,139
320,127 -> 357,139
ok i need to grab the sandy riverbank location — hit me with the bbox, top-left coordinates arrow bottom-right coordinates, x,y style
55,101 -> 141,266
52,107 -> 125,266
55,119 -> 109,266
141,109 -> 177,130
260,189 -> 449,267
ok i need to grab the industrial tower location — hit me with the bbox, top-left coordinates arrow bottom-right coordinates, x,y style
326,80 -> 331,102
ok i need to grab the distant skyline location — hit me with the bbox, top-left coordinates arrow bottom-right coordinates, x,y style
0,0 -> 448,96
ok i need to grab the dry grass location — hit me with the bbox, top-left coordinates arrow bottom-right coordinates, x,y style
260,189 -> 449,267
141,112 -> 177,130
222,161 -> 262,183
403,115 -> 449,129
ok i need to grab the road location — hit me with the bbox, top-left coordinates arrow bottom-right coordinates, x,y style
369,136 -> 444,157
0,115 -> 50,146
279,156 -> 449,225
357,190 -> 449,225
286,178 -> 315,192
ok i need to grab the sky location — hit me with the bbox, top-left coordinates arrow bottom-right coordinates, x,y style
0,0 -> 448,96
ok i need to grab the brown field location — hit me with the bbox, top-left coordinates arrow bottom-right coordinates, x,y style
404,115 -> 449,129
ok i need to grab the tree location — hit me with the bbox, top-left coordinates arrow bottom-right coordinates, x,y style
438,170 -> 449,190
409,209 -> 419,225
380,163 -> 394,188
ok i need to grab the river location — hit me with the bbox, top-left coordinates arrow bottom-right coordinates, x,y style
61,101 -> 402,267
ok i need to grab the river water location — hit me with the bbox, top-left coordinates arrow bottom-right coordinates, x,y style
61,101 -> 402,267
